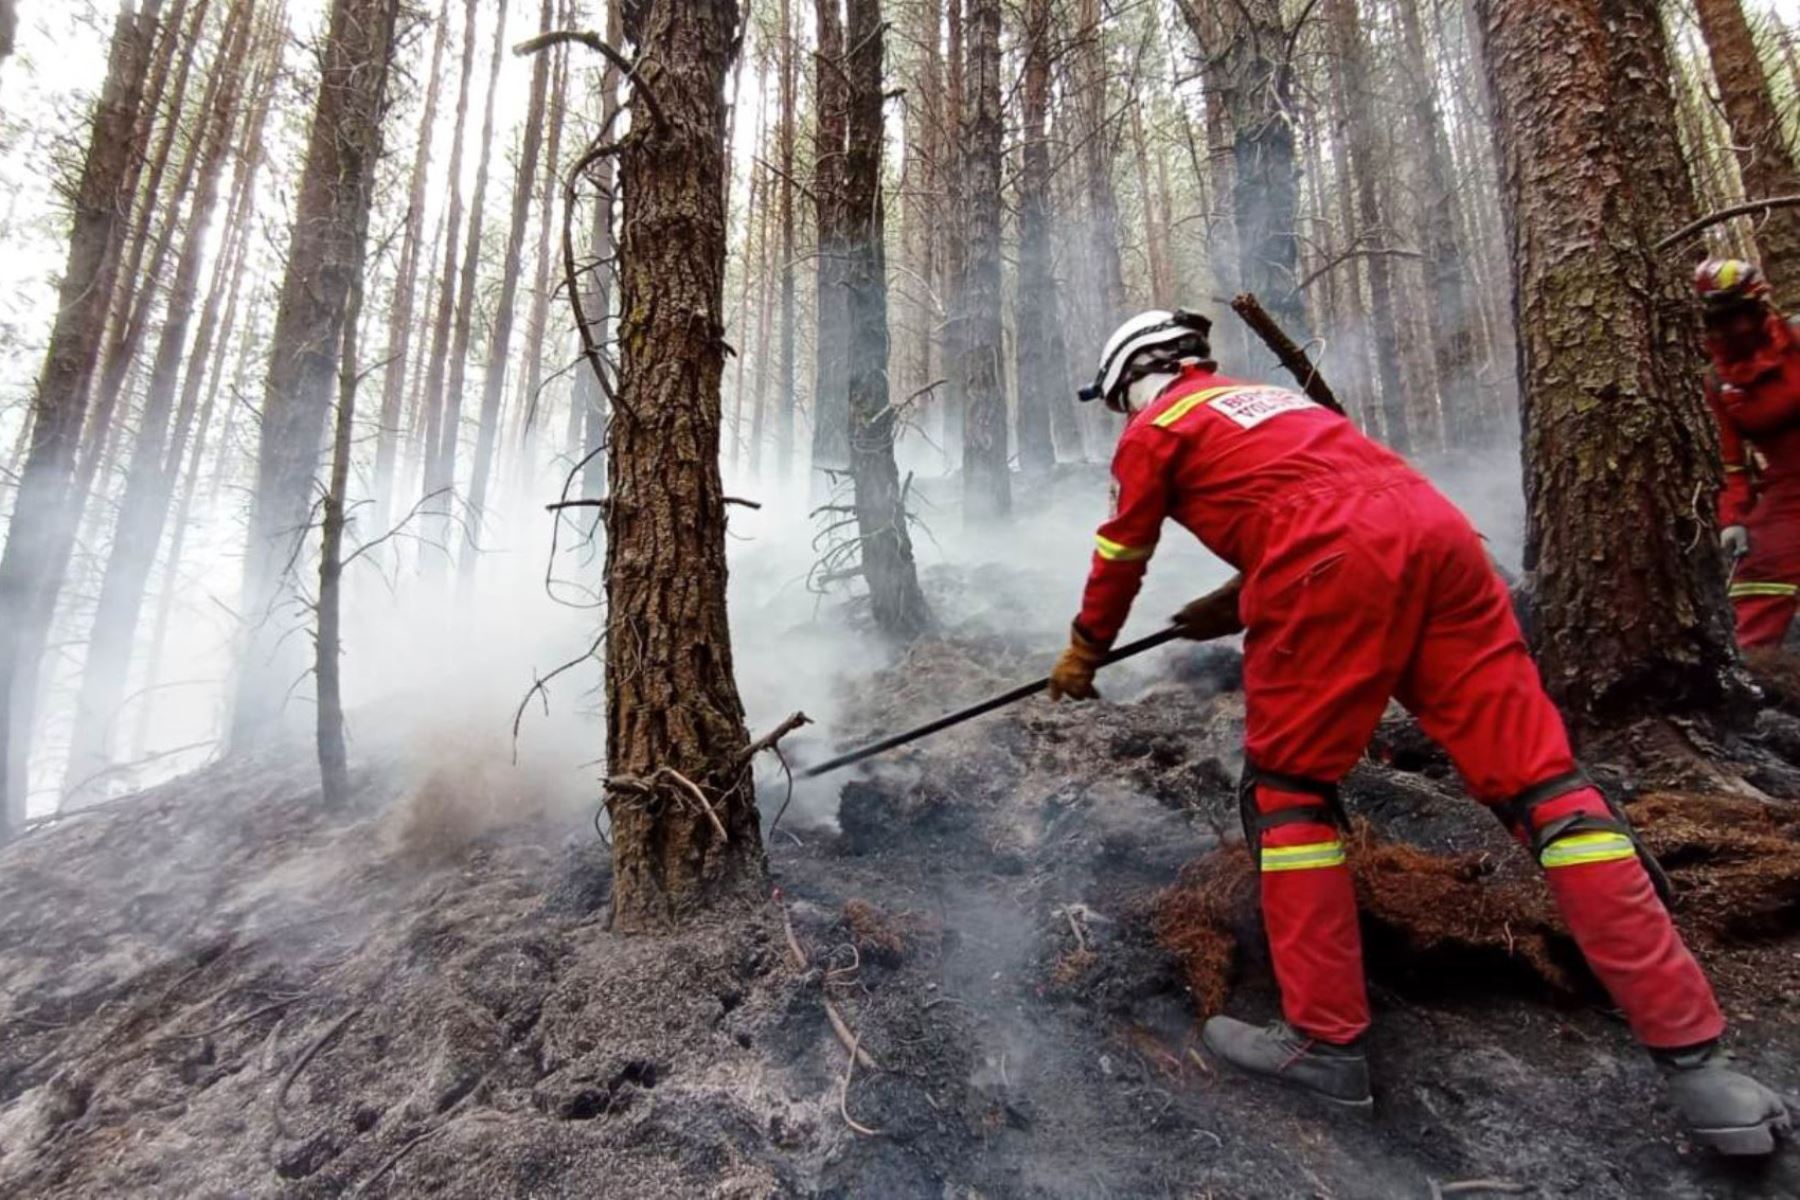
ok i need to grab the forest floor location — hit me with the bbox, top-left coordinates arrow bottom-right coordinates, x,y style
4,615 -> 1800,1197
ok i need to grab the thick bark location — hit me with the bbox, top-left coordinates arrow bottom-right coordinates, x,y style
1013,0 -> 1068,472
1473,0 -> 1738,723
417,0 -> 480,556
811,0 -> 851,482
462,0 -> 553,583
1327,0 -> 1410,454
1693,0 -> 1800,301
230,0 -> 400,747
960,0 -> 1009,520
0,0 -> 164,838
65,0 -> 255,801
843,0 -> 930,638
604,0 -> 760,930
371,0 -> 450,536
940,0 -> 965,462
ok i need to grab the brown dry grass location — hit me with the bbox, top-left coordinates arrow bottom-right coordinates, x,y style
1630,790 -> 1800,942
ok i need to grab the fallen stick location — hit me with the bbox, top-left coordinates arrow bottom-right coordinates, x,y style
274,1006 -> 363,1138
825,998 -> 880,1072
1228,293 -> 1347,417
1437,1183 -> 1530,1197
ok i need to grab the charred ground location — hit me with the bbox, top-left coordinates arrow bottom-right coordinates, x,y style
2,635 -> 1799,1198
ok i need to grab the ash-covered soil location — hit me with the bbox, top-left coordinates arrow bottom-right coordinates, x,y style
3,637 -> 1800,1198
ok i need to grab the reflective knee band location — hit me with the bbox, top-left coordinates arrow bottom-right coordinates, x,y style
1495,769 -> 1673,904
1238,764 -> 1349,868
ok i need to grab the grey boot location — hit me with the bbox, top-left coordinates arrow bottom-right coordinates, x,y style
1201,1016 -> 1373,1109
1656,1042 -> 1790,1156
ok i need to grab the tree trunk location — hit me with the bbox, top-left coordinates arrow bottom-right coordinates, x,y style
1473,0 -> 1739,723
775,0 -> 798,483
1013,0 -> 1068,472
65,0 -> 254,801
229,0 -> 400,747
574,0 -> 624,503
843,0 -> 931,638
462,0 -> 552,584
960,0 -> 1009,521
0,0 -> 164,838
512,14 -> 568,494
940,0 -> 966,464
604,0 -> 760,931
372,0 -> 450,537
1396,0 -> 1478,444
811,0 -> 851,484
317,20 -> 392,806
1328,0 -> 1411,453
417,0 -> 480,562
426,0 -> 508,577
1692,0 -> 1800,302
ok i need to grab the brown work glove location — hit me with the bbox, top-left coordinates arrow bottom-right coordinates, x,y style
1048,624 -> 1108,701
1172,574 -> 1246,641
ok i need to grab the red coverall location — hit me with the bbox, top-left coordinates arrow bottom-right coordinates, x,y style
1709,315 -> 1800,648
1076,365 -> 1723,1048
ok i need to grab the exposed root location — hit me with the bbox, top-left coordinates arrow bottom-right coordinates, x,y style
273,1006 -> 363,1140
1629,791 -> 1800,941
838,1027 -> 882,1137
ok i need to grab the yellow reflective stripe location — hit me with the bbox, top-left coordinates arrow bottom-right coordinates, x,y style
1724,464 -> 1747,474
1718,260 -> 1743,290
1260,840 -> 1347,873
1730,582 -> 1800,598
1094,533 -> 1153,562
1152,385 -> 1249,428
1540,831 -> 1637,870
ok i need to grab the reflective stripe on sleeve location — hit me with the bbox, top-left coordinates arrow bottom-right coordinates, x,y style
1730,581 -> 1800,599
1094,533 -> 1153,562
1724,464 -> 1747,474
1260,840 -> 1347,873
1152,386 -> 1247,428
1539,831 -> 1637,870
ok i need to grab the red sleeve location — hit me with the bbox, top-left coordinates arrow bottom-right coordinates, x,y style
1708,376 -> 1754,527
1075,425 -> 1176,647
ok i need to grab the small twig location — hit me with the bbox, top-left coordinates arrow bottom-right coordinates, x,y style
825,998 -> 879,1071
545,498 -> 606,512
1064,909 -> 1087,952
658,768 -> 728,843
513,30 -> 667,129
723,496 -> 762,509
357,1127 -> 444,1195
163,994 -> 311,1042
1437,1183 -> 1530,1197
839,1025 -> 883,1137
1657,195 -> 1800,250
274,1006 -> 363,1138
776,889 -> 808,969
739,711 -> 811,770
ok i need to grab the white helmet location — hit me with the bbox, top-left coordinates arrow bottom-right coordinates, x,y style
1080,309 -> 1213,413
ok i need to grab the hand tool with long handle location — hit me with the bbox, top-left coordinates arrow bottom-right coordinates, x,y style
796,626 -> 1183,780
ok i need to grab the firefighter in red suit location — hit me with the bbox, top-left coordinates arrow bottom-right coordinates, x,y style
1047,309 -> 1787,1153
1698,258 -> 1800,648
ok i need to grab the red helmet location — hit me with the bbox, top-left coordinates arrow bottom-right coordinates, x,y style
1694,257 -> 1771,309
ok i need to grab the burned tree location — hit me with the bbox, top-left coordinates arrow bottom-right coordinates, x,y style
1013,0 -> 1071,472
463,0 -> 554,583
843,0 -> 931,638
960,0 -> 1010,520
231,0 -> 402,746
811,0 -> 851,483
0,0 -> 164,837
541,0 -> 761,929
1472,0 -> 1738,721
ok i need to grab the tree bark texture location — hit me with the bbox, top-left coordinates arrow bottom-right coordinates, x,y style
0,0 -> 164,837
960,0 -> 1010,521
230,0 -> 400,747
1474,0 -> 1739,723
1692,0 -> 1800,302
843,0 -> 931,638
605,0 -> 761,931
